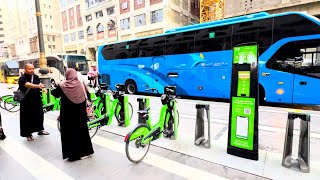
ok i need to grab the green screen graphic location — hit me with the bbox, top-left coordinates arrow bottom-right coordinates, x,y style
233,45 -> 258,64
230,97 -> 255,150
237,71 -> 250,97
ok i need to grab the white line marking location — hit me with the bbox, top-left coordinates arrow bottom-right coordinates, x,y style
0,137 -> 74,180
44,120 -> 227,180
92,136 -> 227,180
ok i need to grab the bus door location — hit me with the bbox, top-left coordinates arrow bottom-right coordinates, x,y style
260,68 -> 294,104
150,56 -> 165,93
289,39 -> 320,105
293,75 -> 320,104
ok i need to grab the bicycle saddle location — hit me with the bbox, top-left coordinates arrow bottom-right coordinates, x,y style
137,108 -> 150,114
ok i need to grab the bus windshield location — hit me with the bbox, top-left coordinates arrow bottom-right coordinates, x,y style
5,60 -> 19,76
60,55 -> 89,74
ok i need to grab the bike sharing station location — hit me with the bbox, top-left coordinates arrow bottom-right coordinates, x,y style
98,45 -> 316,178
86,83 -> 132,138
227,44 -> 259,160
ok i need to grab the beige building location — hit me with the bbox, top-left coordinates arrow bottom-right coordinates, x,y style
59,0 -> 85,54
225,0 -> 320,18
83,0 -> 199,63
3,0 -> 63,60
0,5 -> 8,58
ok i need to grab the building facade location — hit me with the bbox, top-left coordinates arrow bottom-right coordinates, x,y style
225,0 -> 320,18
83,0 -> 199,63
0,5 -> 8,58
3,0 -> 63,60
60,0 -> 85,54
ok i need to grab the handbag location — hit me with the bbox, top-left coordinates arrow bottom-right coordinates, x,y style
13,75 -> 34,103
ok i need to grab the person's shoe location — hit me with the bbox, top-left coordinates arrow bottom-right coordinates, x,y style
27,135 -> 34,141
38,130 -> 50,135
68,157 -> 80,161
80,154 -> 92,160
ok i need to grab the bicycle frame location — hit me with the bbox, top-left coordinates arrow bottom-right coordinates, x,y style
129,99 -> 178,145
42,89 -> 60,111
87,85 -> 131,129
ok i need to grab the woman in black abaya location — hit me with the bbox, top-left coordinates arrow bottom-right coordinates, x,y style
52,68 -> 94,161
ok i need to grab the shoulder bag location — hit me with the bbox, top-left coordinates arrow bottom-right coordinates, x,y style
13,75 -> 34,103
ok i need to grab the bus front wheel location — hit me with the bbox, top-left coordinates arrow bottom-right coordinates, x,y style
125,80 -> 137,94
259,84 -> 265,105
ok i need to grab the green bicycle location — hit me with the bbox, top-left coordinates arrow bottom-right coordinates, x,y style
57,83 -> 133,138
86,83 -> 133,138
1,87 -> 20,112
124,86 -> 179,163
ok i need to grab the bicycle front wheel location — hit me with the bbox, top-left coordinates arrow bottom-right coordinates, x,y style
125,125 -> 151,163
115,102 -> 133,125
87,116 -> 99,139
0,95 -> 13,109
4,98 -> 20,112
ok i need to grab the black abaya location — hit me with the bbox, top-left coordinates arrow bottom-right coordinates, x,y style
18,74 -> 44,137
52,86 -> 94,160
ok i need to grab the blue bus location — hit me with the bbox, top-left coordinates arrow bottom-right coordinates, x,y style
97,12 -> 320,105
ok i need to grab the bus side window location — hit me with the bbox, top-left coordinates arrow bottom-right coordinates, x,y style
195,25 -> 232,53
126,40 -> 138,58
267,40 -> 320,78
273,14 -> 320,43
118,42 -> 139,59
138,37 -> 165,57
166,31 -> 195,55
102,44 -> 118,60
233,19 -> 272,54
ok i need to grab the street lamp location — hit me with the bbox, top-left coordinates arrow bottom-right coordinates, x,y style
35,0 -> 50,88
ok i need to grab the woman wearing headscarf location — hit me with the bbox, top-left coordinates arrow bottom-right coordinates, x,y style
52,68 -> 94,161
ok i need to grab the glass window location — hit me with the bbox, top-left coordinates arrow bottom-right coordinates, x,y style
70,32 -> 76,41
233,19 -> 273,54
107,20 -> 115,30
166,31 -> 194,55
137,36 -> 165,57
267,39 -> 320,78
120,18 -> 130,30
87,26 -> 93,35
86,14 -> 92,22
117,41 -> 138,59
135,14 -> 146,27
106,7 -> 115,15
273,14 -> 320,43
151,9 -> 163,24
64,35 -> 69,43
195,25 -> 232,53
78,30 -> 84,39
97,23 -> 104,33
102,44 -> 118,60
96,11 -> 103,18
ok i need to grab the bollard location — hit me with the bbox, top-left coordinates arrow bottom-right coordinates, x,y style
0,112 -> 6,140
194,104 -> 210,148
282,112 -> 310,173
137,97 -> 150,124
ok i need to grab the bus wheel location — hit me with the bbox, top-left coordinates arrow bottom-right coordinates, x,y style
259,84 -> 265,105
125,80 -> 137,94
